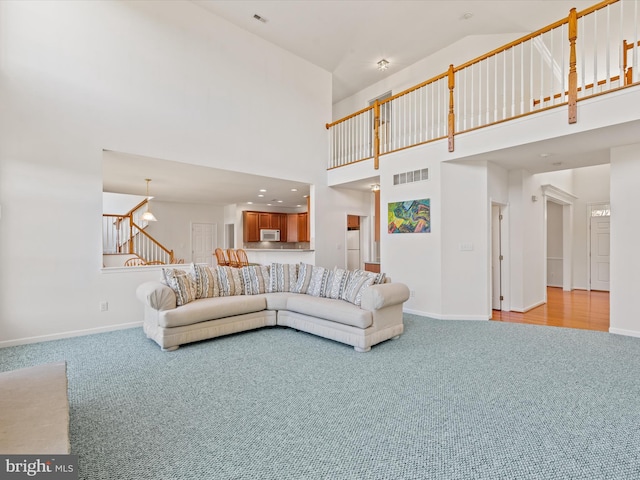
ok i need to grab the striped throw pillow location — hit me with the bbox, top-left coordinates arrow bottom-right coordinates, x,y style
190,263 -> 220,299
241,265 -> 270,295
217,266 -> 244,296
162,268 -> 197,306
268,263 -> 299,293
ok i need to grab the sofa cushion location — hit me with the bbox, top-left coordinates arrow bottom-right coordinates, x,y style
269,263 -> 298,292
341,270 -> 377,306
285,295 -> 372,329
261,292 -> 298,311
217,266 -> 244,296
159,295 -> 267,328
293,262 -> 313,294
162,268 -> 197,306
241,265 -> 270,295
191,264 -> 220,299
307,266 -> 330,297
323,267 -> 349,299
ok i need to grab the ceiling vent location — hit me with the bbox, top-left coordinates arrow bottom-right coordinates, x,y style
393,168 -> 429,186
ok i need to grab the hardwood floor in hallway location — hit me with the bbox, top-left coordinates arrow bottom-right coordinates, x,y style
491,287 -> 610,332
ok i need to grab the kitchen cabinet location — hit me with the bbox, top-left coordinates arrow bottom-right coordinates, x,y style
364,262 -> 381,273
245,211 -> 287,242
286,212 -> 309,242
347,215 -> 360,229
297,213 -> 309,242
243,212 -> 259,242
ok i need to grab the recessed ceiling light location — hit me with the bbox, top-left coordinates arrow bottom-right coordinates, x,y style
277,200 -> 283,203
258,194 -> 264,198
247,201 -> 253,204
377,59 -> 390,71
259,189 -> 267,192
267,203 -> 272,206
462,12 -> 473,20
296,204 -> 302,207
291,188 -> 298,192
539,153 -> 552,158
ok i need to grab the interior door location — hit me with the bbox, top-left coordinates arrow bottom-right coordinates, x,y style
590,216 -> 610,291
491,205 -> 502,310
192,223 -> 216,266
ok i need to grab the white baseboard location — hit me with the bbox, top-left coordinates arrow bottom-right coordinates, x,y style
0,322 -> 143,349
609,327 -> 640,338
510,299 -> 546,313
403,307 -> 489,321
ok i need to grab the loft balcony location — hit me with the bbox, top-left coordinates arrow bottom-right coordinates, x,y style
326,0 -> 640,182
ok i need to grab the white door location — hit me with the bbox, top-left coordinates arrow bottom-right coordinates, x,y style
491,205 -> 502,310
590,216 -> 610,291
192,223 -> 216,266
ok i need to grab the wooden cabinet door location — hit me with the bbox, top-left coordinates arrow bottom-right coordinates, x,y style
243,212 -> 259,242
258,213 -> 271,230
297,213 -> 309,242
347,215 -> 360,229
276,214 -> 287,241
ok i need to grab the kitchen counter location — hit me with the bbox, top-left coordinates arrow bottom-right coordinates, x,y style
244,249 -> 314,252
242,249 -> 315,265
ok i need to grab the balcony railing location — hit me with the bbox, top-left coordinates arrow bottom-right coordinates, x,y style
326,0 -> 639,170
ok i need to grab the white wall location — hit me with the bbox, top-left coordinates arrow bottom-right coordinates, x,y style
547,201 -> 564,287
609,143 -> 640,337
142,201 -> 224,263
379,146 -> 442,318
571,164 -> 610,289
103,192 -> 146,215
0,0 -> 332,345
441,161 -> 489,319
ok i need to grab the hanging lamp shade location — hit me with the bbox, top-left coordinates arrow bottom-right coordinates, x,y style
142,178 -> 157,222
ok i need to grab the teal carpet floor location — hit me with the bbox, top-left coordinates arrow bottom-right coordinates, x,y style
1,314 -> 640,479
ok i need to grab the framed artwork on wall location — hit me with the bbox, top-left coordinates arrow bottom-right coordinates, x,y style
388,198 -> 430,233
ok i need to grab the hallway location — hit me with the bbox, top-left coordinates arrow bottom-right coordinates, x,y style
492,287 -> 609,332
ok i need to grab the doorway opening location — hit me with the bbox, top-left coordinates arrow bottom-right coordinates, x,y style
192,223 -> 217,267
588,203 -> 610,291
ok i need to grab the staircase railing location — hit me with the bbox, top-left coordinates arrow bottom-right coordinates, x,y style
102,199 -> 175,264
326,0 -> 639,169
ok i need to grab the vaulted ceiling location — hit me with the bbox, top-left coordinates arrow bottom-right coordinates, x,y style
194,0 -> 594,103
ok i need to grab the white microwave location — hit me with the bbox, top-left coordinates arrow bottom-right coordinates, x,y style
260,229 -> 280,241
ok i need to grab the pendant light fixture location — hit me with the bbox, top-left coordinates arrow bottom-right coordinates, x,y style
141,178 -> 157,222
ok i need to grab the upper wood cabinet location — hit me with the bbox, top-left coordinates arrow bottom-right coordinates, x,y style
347,215 -> 360,229
243,211 -> 260,242
286,212 -> 309,242
297,213 -> 309,242
244,211 -> 289,242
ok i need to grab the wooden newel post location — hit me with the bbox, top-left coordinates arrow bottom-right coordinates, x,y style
373,100 -> 380,170
447,64 -> 455,152
568,7 -> 578,124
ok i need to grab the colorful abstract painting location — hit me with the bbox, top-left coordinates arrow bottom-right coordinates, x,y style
388,198 -> 430,233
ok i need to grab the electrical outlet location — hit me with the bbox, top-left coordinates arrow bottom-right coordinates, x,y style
99,301 -> 108,312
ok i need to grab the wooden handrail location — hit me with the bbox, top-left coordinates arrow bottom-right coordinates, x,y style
326,104 -> 374,129
326,0 -> 625,168
131,221 -> 174,263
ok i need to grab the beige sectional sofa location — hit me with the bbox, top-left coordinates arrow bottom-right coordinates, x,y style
136,263 -> 409,352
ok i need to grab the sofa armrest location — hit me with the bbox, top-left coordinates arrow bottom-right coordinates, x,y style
136,281 -> 177,311
360,283 -> 410,311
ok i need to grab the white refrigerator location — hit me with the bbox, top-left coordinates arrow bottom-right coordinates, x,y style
347,230 -> 360,270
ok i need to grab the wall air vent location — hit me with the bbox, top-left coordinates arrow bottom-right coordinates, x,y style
393,168 -> 429,185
